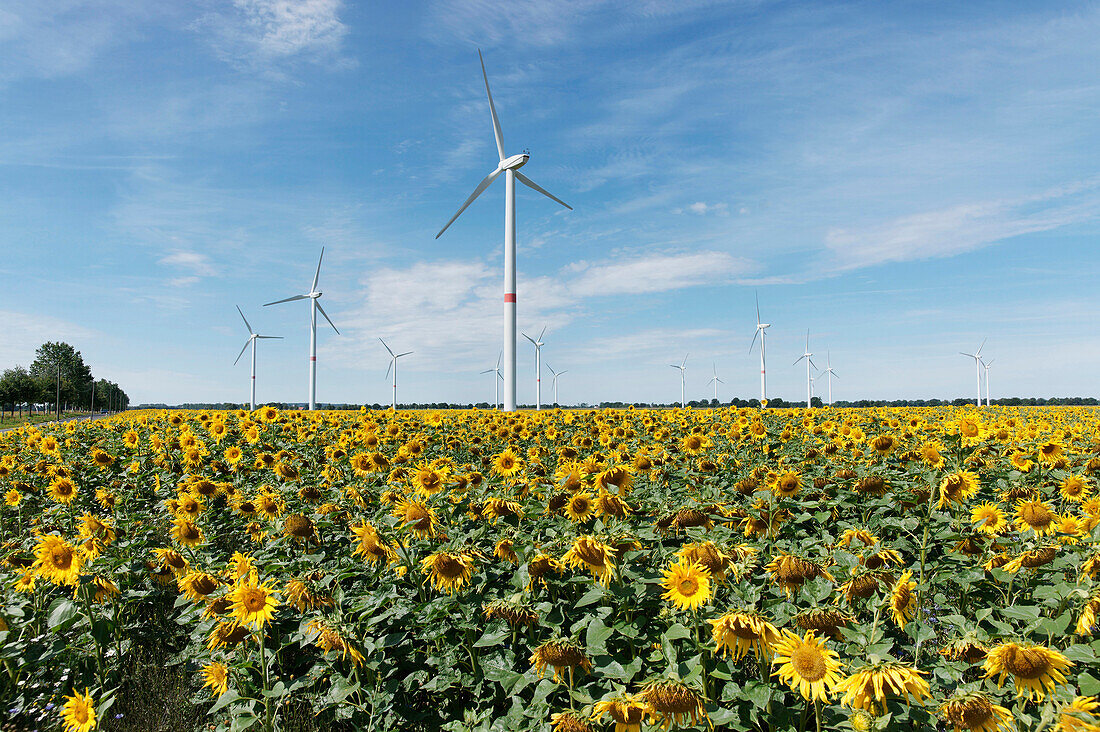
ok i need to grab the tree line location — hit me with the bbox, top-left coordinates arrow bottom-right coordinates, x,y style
0,341 -> 130,419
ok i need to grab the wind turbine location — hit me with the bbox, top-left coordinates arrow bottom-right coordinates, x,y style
670,355 -> 688,408
264,247 -> 339,410
960,339 -> 986,407
547,364 -> 567,406
793,330 -> 817,409
380,339 -> 413,411
981,357 -> 994,407
707,363 -> 725,403
522,326 -> 547,410
480,351 -> 504,410
435,50 -> 572,413
821,351 -> 839,407
233,306 -> 282,411
749,293 -> 770,407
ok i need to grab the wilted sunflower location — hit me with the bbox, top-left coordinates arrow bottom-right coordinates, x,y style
527,552 -> 565,589
710,609 -> 781,661
595,489 -> 631,519
765,552 -> 834,597
201,661 -> 229,696
483,598 -> 539,627
392,498 -> 439,538
1004,544 -> 1058,573
889,570 -> 916,629
171,517 -> 204,547
940,637 -> 988,664
1076,592 -> 1100,635
795,607 -> 853,639
1014,499 -> 1057,536
178,571 -> 220,604
592,694 -> 647,732
661,558 -> 712,612
32,535 -> 83,586
640,679 -> 709,730
1038,441 -> 1064,464
530,638 -> 591,682
836,661 -> 930,713
938,692 -> 1013,732
226,572 -> 281,630
307,619 -> 366,666
1055,696 -> 1100,732
970,503 -> 1007,535
983,641 -> 1072,701
421,551 -> 476,594
563,536 -> 616,584
60,688 -> 96,732
207,620 -> 251,651
550,712 -> 593,732
938,471 -> 980,508
283,513 -> 316,541
677,541 -> 730,579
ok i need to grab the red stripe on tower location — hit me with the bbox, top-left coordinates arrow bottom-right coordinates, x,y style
310,357 -> 317,361
504,293 -> 516,302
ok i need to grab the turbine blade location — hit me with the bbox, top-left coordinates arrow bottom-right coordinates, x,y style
264,294 -> 308,306
398,351 -> 413,358
496,350 -> 502,368
236,305 -> 254,335
256,335 -> 283,339
480,369 -> 493,374
538,324 -> 547,342
755,291 -> 761,325
385,359 -> 393,380
312,247 -> 324,293
316,302 -> 339,334
478,49 -> 505,162
379,338 -> 394,357
794,355 -> 806,366
522,332 -> 537,346
233,339 -> 250,366
436,168 -> 503,239
497,371 -> 504,381
975,338 -> 986,357
749,328 -> 760,352
559,370 -> 567,375
514,171 -> 572,210
960,352 -> 975,358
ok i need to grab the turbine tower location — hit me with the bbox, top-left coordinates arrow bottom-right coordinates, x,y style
233,306 -> 282,411
380,338 -> 413,411
480,351 -> 504,410
793,330 -> 817,409
960,339 -> 986,407
264,247 -> 339,410
521,325 -> 547,410
707,363 -> 725,403
670,354 -> 688,408
981,357 -> 994,407
547,364 -> 567,406
821,351 -> 839,407
749,293 -> 770,407
435,50 -> 572,412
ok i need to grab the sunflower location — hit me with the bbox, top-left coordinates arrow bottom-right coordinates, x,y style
1060,475 -> 1091,503
492,449 -> 523,478
226,572 -> 281,630
4,489 -> 21,506
1038,441 -> 1064,464
710,609 -> 781,661
1010,452 -> 1033,472
49,476 -> 77,504
640,679 -> 709,730
889,570 -> 916,629
207,620 -> 251,651
1015,499 -> 1057,535
938,471 -> 980,508
392,498 -> 439,538
528,552 -> 565,589
938,692 -> 1013,732
772,470 -> 801,499
202,661 -> 229,696
869,434 -> 896,456
940,637 -> 988,664
765,552 -> 834,597
983,641 -> 1072,701
920,442 -> 945,468
661,558 -> 712,611
563,536 -> 616,584
307,619 -> 366,666
178,571 -> 220,604
421,551 -> 476,594
530,638 -> 592,682
60,688 -> 96,732
795,608 -> 853,639
550,712 -> 593,732
970,503 -> 1007,535
413,464 -> 446,496
565,491 -> 596,522
677,541 -> 730,579
592,694 -> 647,732
1055,696 -> 1100,732
170,517 -> 204,547
957,417 -> 980,439
482,598 -> 539,627
33,535 -> 83,586
770,630 -> 844,702
283,513 -> 315,541
836,662 -> 930,713
1076,592 -> 1100,635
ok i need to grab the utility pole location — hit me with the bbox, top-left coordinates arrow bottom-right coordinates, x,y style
56,362 -> 61,419
90,379 -> 94,414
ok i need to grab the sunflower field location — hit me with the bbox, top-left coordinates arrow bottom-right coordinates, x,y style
2,406 -> 1100,732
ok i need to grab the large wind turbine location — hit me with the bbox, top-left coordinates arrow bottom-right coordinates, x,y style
707,363 -> 725,403
960,339 -> 986,407
264,247 -> 339,410
670,355 -> 688,408
435,50 -> 572,412
793,330 -> 817,409
233,306 -> 282,411
821,351 -> 839,407
522,326 -> 547,410
480,351 -> 504,409
380,339 -> 413,411
981,358 -> 994,407
749,293 -> 770,407
547,364 -> 567,406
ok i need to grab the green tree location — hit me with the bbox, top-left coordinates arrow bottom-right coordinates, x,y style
0,366 -> 38,418
29,341 -> 93,414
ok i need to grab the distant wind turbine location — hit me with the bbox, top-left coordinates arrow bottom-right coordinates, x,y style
547,364 -> 567,406
521,325 -> 547,410
793,330 -> 817,409
670,354 -> 689,408
233,306 -> 282,411
263,247 -> 339,410
821,351 -> 839,407
380,338 -> 413,411
960,339 -> 986,407
435,50 -> 572,413
707,363 -> 725,403
981,357 -> 994,407
749,293 -> 770,407
480,352 -> 504,410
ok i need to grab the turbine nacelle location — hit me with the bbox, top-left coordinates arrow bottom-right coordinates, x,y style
499,153 -> 529,171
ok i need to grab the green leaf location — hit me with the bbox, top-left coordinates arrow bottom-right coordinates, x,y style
473,626 -> 509,648
741,680 -> 773,710
210,689 -> 241,714
1079,672 -> 1100,696
576,585 -> 605,607
663,623 -> 691,642
586,617 -> 614,654
999,605 -> 1040,622
47,599 -> 79,629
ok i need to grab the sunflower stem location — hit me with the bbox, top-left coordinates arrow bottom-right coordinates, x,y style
813,698 -> 821,732
258,628 -> 273,732
567,665 -> 575,711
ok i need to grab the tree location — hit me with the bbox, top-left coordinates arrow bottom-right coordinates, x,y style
29,342 -> 93,414
0,366 -> 38,418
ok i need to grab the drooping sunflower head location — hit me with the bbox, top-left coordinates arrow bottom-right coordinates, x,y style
283,513 -> 316,541
938,691 -> 1013,732
563,536 -> 616,584
983,641 -> 1072,702
1014,500 -> 1056,536
49,476 -> 78,504
178,571 -> 220,604
392,497 -> 439,538
420,551 -> 476,594
889,570 -> 917,629
1056,696 -> 1100,732
564,491 -> 596,522
939,637 -> 988,664
592,694 -> 647,732
550,712 -> 593,732
170,516 -> 204,548
836,661 -> 930,714
794,608 -> 853,639
677,541 -> 730,579
640,679 -> 709,729
938,471 -> 980,508
482,598 -> 539,627
710,609 -> 781,661
1038,441 -> 1064,464
530,638 -> 592,682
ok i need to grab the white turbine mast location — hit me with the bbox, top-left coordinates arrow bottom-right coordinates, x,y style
749,292 -> 770,407
263,247 -> 339,410
821,351 -> 839,407
707,362 -> 725,403
960,339 -> 986,407
670,354 -> 688,409
521,325 -> 547,410
793,329 -> 817,409
435,50 -> 572,412
981,357 -> 994,407
233,306 -> 282,412
547,364 -> 567,406
380,338 -> 413,411
480,351 -> 504,410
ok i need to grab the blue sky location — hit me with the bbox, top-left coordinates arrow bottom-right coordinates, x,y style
2,0 -> 1099,406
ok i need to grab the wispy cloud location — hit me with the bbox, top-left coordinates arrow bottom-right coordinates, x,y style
0,310 -> 99,366
569,251 -> 749,296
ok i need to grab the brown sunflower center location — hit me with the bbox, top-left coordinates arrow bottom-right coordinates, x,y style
790,645 -> 828,682
242,589 -> 267,612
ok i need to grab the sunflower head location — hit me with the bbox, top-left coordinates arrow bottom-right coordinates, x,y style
938,691 -> 1013,732
640,679 -> 709,729
661,558 -> 712,612
983,641 -> 1072,702
530,638 -> 591,681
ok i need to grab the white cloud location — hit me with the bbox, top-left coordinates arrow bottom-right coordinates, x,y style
570,251 -> 749,296
159,249 -> 216,277
0,310 -> 99,367
673,201 -> 729,216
